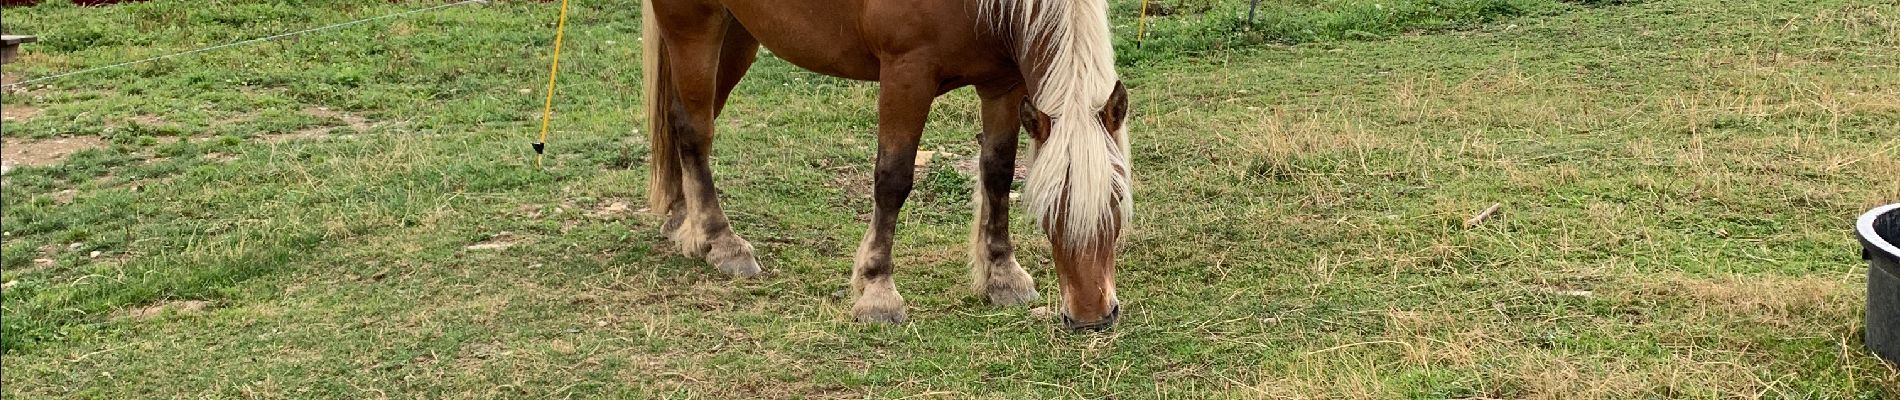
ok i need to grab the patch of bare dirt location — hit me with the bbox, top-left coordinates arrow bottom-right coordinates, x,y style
125,114 -> 168,126
48,189 -> 75,203
1,136 -> 109,172
262,107 -> 373,142
2,105 -> 42,122
913,150 -> 937,168
950,157 -> 1030,179
304,106 -> 371,131
263,127 -> 337,143
587,199 -> 635,219
466,231 -> 520,251
124,300 -> 211,319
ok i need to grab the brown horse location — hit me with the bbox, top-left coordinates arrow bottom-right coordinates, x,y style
641,0 -> 1131,330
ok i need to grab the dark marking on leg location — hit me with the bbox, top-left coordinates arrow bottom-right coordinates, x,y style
969,82 -> 1039,305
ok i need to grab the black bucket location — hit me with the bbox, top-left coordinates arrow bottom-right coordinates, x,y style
1862,203 -> 1900,362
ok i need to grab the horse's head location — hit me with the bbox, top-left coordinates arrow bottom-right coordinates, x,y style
1020,80 -> 1130,331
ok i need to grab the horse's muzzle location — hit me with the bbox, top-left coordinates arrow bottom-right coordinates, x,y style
1060,302 -> 1120,331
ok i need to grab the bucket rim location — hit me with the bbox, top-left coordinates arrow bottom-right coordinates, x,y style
1862,203 -> 1900,259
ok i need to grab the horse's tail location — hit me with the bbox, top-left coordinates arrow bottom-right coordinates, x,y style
643,0 -> 682,215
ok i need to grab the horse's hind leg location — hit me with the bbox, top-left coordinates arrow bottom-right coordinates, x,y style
651,5 -> 761,277
970,83 -> 1039,306
712,21 -> 758,117
661,17 -> 758,240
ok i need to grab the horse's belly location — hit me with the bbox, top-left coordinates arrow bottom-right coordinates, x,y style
725,3 -> 881,80
756,40 -> 880,81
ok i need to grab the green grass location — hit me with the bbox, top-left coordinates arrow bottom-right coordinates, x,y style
1115,0 -> 1568,64
2,0 -> 1898,398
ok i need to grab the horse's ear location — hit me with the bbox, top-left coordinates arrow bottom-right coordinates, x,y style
1092,81 -> 1130,132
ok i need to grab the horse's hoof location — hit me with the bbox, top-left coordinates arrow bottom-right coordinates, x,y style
852,290 -> 907,325
705,236 -> 761,277
716,256 -> 762,278
986,285 -> 1040,306
980,258 -> 1039,306
854,308 -> 907,325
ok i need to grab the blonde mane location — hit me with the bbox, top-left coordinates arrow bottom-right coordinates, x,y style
980,0 -> 1132,246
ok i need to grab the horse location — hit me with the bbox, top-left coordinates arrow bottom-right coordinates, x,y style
640,0 -> 1132,330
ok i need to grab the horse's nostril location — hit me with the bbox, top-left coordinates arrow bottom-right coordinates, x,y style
1061,303 -> 1120,331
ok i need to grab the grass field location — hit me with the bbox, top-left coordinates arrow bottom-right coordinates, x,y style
2,0 -> 1898,398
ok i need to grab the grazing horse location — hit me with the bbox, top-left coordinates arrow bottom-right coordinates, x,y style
641,0 -> 1132,330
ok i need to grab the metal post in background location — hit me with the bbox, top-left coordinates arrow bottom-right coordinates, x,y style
1248,0 -> 1261,25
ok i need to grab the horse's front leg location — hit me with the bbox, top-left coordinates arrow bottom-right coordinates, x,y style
970,82 -> 1039,306
850,61 -> 937,324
